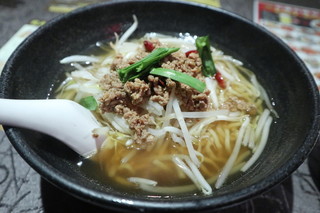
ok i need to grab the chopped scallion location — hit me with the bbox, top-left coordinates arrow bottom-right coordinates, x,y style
196,36 -> 216,77
79,96 -> 98,111
150,68 -> 206,93
117,47 -> 179,82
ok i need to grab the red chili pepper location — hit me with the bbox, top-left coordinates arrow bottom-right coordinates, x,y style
185,50 -> 198,57
143,40 -> 155,52
158,79 -> 165,87
214,71 -> 226,89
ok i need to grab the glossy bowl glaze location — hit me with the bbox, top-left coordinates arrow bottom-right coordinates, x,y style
0,0 -> 319,212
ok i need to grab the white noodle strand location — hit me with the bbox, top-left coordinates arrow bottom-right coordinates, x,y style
148,126 -> 183,137
172,155 -> 212,194
171,133 -> 185,145
173,99 -> 200,167
251,75 -> 279,118
255,109 -> 270,140
185,157 -> 212,195
241,116 -> 273,172
173,156 -> 200,188
205,77 -> 219,109
162,87 -> 176,128
215,116 -> 250,189
60,55 -> 99,64
181,110 -> 229,118
117,15 -> 138,47
242,125 -> 252,147
128,177 -> 157,186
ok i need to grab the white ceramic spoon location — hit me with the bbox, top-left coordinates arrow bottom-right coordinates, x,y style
0,99 -> 103,157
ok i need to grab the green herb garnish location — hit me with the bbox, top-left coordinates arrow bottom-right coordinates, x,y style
196,35 -> 216,77
150,68 -> 206,93
117,47 -> 179,82
79,96 -> 98,111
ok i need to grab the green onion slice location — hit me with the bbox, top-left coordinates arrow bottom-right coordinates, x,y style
196,35 -> 216,77
150,68 -> 206,93
118,47 -> 179,82
79,96 -> 98,111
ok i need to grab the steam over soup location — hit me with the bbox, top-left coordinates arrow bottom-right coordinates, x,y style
56,17 -> 277,195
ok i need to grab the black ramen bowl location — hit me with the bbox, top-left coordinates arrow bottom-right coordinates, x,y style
0,0 -> 319,212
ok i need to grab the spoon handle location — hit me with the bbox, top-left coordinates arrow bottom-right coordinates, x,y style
0,99 -> 101,157
0,99 -> 56,128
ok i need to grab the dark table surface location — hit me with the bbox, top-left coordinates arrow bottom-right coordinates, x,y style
0,0 -> 320,212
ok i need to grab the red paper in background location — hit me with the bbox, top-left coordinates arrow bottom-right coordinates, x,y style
254,0 -> 320,90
